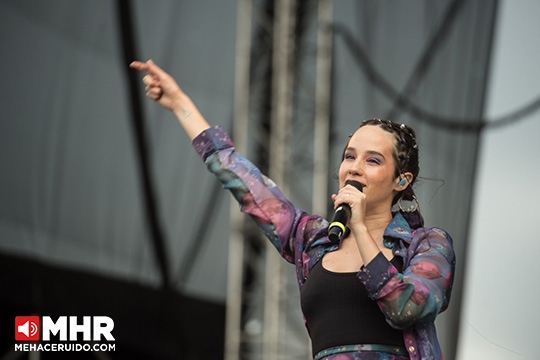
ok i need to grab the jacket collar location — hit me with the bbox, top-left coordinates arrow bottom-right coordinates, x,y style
383,212 -> 413,248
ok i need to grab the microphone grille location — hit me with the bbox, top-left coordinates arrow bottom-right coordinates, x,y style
346,180 -> 363,192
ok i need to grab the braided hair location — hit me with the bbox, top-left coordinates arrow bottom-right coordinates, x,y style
342,118 -> 423,228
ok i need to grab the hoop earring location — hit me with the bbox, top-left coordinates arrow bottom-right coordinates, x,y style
398,195 -> 419,213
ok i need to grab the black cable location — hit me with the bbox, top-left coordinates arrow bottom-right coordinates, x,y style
385,0 -> 465,120
116,0 -> 170,289
175,177 -> 225,289
332,22 -> 540,132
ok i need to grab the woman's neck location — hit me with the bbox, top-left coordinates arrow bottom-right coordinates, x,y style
364,208 -> 393,235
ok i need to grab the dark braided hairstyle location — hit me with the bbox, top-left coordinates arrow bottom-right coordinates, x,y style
342,118 -> 423,229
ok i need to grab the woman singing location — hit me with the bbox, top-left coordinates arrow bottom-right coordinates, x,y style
130,59 -> 456,360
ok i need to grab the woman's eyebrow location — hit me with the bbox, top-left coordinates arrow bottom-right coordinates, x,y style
365,150 -> 386,159
345,147 -> 386,159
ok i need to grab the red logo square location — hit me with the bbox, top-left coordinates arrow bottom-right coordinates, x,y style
15,317 -> 40,341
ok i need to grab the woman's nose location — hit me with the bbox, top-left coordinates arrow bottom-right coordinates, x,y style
348,159 -> 364,175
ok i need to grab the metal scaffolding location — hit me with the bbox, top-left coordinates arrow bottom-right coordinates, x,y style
226,0 -> 333,359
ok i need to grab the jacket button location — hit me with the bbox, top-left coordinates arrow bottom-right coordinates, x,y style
408,346 -> 415,352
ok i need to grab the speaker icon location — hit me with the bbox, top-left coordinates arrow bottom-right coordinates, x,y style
18,321 -> 38,337
15,317 -> 40,341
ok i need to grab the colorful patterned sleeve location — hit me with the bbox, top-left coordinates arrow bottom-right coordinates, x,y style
357,227 -> 455,329
192,126 -> 315,263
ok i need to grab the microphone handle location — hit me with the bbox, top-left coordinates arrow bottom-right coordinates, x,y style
327,180 -> 363,242
328,204 -> 351,242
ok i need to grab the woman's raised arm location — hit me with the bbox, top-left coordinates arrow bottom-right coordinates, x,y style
129,59 -> 210,140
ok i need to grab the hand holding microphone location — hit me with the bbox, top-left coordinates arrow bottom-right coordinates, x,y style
328,180 -> 364,242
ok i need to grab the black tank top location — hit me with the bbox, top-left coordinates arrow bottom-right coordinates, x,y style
300,256 -> 406,356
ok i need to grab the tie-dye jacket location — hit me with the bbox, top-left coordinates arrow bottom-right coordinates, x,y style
192,126 -> 456,360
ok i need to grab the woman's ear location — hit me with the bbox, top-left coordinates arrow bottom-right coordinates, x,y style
395,172 -> 413,191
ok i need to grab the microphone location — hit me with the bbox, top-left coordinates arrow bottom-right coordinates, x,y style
328,180 -> 363,242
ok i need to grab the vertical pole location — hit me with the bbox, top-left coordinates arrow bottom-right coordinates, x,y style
264,0 -> 296,359
225,1 -> 253,359
312,0 -> 333,217
309,2 -> 333,358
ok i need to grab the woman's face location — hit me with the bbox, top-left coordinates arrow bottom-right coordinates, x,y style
338,125 -> 399,209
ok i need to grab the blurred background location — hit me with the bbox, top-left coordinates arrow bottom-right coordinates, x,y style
1,0 -> 538,359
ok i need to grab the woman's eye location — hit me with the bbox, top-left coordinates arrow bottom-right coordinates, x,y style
345,153 -> 355,160
367,157 -> 381,165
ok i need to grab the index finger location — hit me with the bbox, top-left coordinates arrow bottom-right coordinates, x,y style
129,60 -> 147,71
129,59 -> 163,78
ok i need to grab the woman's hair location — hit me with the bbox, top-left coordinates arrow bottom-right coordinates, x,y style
342,118 -> 423,228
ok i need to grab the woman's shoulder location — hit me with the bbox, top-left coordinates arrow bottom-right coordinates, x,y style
410,226 -> 455,260
412,226 -> 452,242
